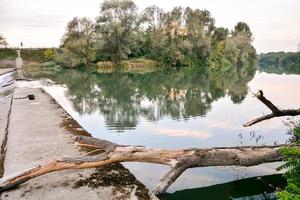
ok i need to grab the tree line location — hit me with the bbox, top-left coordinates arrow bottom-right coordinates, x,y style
56,0 -> 256,69
259,52 -> 300,74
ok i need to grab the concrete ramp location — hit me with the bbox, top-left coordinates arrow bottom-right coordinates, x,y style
1,87 -> 154,200
0,68 -> 16,76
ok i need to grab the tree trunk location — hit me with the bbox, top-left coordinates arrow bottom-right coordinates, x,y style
0,135 -> 297,194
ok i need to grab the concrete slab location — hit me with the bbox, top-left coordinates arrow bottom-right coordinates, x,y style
0,68 -> 16,76
0,71 -> 14,176
1,87 -> 155,200
0,94 -> 12,176
0,60 -> 16,69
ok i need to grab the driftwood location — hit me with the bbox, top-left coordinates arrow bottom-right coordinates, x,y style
0,135 -> 297,195
243,90 -> 300,127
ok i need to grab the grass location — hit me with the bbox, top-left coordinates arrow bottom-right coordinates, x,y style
0,48 -> 17,60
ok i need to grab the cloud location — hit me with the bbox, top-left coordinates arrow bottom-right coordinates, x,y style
1,0 -> 300,51
154,128 -> 212,139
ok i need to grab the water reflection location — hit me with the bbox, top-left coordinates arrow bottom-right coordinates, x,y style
22,63 -> 300,195
160,174 -> 286,200
24,65 -> 256,132
259,63 -> 300,75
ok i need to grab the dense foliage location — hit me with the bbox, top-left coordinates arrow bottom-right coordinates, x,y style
57,18 -> 96,67
259,52 -> 300,74
57,0 -> 256,68
277,122 -> 300,199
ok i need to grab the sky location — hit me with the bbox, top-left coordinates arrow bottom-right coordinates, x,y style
0,0 -> 299,53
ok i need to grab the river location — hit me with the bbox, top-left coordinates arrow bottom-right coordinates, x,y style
21,65 -> 300,199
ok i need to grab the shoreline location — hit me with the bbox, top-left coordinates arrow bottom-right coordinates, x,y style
0,75 -> 156,199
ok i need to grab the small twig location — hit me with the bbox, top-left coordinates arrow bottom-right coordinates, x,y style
80,149 -> 103,157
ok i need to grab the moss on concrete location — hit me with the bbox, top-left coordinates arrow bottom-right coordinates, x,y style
74,164 -> 151,200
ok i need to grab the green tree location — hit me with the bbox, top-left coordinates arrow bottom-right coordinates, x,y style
55,1 -> 255,69
96,0 -> 138,63
140,5 -> 164,31
59,17 -> 95,67
183,8 -> 215,63
230,22 -> 256,68
139,6 -> 168,61
0,34 -> 8,48
232,22 -> 252,39
211,27 -> 229,47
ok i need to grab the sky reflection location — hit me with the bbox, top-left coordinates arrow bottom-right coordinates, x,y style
18,69 -> 300,192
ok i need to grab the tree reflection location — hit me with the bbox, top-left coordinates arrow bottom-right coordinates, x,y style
25,63 -> 256,132
258,52 -> 300,75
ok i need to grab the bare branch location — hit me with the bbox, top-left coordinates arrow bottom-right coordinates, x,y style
243,90 -> 300,127
255,90 -> 281,114
154,158 -> 192,195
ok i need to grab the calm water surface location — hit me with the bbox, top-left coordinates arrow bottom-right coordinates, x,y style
22,66 -> 300,198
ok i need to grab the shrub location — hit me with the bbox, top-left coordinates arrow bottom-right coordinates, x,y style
44,48 -> 55,61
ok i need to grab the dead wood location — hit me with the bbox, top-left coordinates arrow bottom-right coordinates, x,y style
0,135 -> 297,195
243,90 -> 300,127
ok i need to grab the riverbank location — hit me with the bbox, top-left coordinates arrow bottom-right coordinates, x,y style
1,48 -> 160,73
0,78 -> 156,199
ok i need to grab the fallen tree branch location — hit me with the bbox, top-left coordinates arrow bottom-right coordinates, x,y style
243,90 -> 300,127
0,135 -> 297,195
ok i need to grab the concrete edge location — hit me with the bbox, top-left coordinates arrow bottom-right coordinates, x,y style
0,69 -> 17,76
0,95 -> 13,177
39,88 -> 158,200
